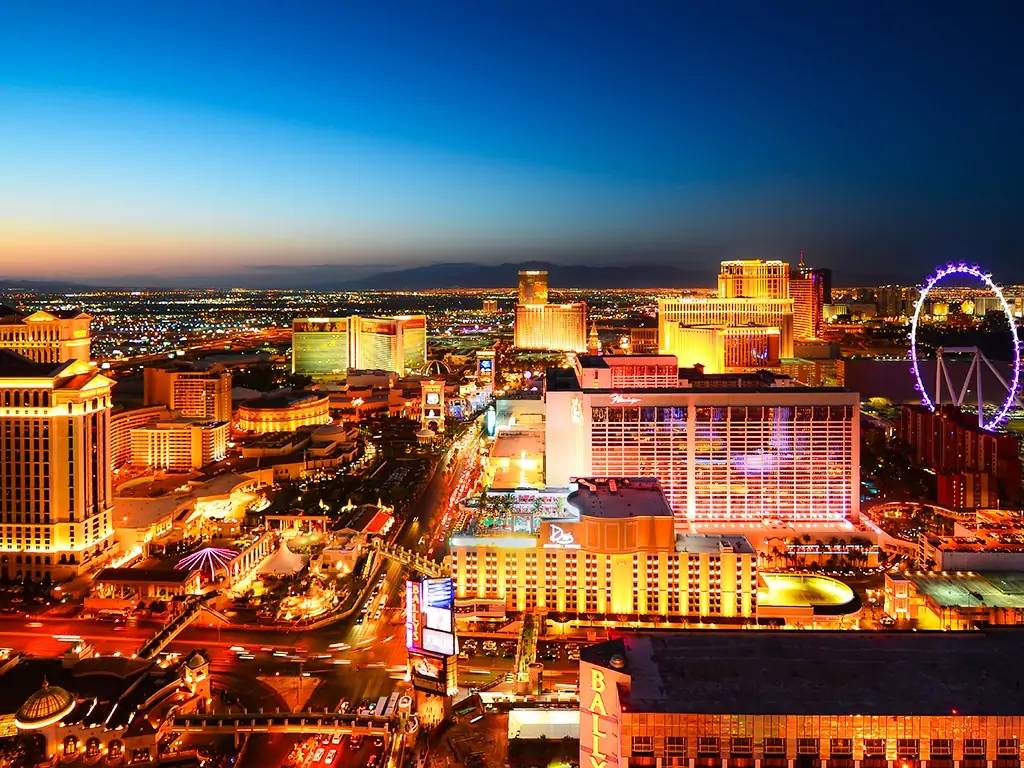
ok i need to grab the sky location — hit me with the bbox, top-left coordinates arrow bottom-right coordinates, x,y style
1,1 -> 1023,285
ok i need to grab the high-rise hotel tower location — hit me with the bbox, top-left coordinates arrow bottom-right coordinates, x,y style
513,270 -> 587,353
292,315 -> 427,379
0,352 -> 115,580
545,354 -> 859,528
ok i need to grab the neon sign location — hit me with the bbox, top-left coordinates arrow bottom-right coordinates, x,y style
609,393 -> 640,405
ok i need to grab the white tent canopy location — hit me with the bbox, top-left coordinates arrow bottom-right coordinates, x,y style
258,541 -> 308,576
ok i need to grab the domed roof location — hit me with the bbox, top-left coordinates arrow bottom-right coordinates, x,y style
184,651 -> 208,670
421,360 -> 451,378
15,679 -> 75,728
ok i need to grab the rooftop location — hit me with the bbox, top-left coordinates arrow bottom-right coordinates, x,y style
676,533 -> 756,555
566,477 -> 673,519
899,571 -> 1024,609
581,630 -> 1024,715
240,388 -> 327,409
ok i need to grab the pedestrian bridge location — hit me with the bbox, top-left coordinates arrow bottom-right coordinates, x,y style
368,538 -> 447,578
171,711 -> 396,736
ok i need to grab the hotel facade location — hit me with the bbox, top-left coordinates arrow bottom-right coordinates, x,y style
0,352 -> 115,580
545,355 -> 859,527
513,269 -> 588,353
581,631 -> 1024,768
450,477 -> 758,621
143,366 -> 233,421
0,307 -> 92,364
291,315 -> 427,379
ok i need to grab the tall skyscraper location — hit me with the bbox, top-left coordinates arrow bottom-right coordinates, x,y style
517,270 -> 549,305
291,315 -> 427,379
0,307 -> 92,364
143,365 -> 233,421
0,352 -> 115,580
790,253 -> 824,340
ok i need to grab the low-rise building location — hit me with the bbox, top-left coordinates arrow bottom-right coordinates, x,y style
885,571 -> 1024,629
236,389 -> 330,433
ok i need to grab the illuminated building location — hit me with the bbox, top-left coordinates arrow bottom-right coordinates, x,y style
545,355 -> 859,526
627,327 -> 659,354
580,631 -> 1024,768
450,477 -> 758,621
661,325 -> 780,373
143,365 -> 232,421
917,511 -> 1024,572
129,418 -> 229,471
718,259 -> 789,299
482,299 -> 500,314
0,306 -> 91,364
518,270 -> 549,305
660,260 -> 796,362
421,379 -> 445,431
659,297 -> 794,360
236,389 -> 330,433
110,405 -> 171,469
899,404 -> 1021,508
779,357 -> 845,387
5,646 -> 211,763
292,315 -> 427,378
885,571 -> 1024,629
0,351 -> 116,580
514,303 -> 588,352
790,269 -> 824,341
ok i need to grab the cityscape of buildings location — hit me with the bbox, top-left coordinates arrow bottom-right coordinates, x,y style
2,254 -> 1024,768
2,4 -> 1024,765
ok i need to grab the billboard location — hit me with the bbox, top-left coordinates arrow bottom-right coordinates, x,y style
409,650 -> 453,695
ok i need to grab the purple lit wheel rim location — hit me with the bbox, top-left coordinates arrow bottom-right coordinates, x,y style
908,262 -> 1022,430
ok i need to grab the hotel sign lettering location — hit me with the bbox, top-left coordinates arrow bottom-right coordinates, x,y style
581,666 -> 620,768
609,393 -> 641,405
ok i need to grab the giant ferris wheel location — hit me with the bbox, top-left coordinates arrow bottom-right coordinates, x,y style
908,262 -> 1023,431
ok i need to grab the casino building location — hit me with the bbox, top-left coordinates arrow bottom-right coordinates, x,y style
449,477 -> 758,622
581,630 -> 1024,768
513,269 -> 588,353
545,355 -> 859,528
235,389 -> 331,433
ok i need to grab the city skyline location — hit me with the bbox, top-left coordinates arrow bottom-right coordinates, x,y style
3,2 -> 1024,285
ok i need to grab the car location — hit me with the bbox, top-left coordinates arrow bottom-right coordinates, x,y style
373,736 -> 384,747
349,735 -> 363,747
313,748 -> 324,762
331,733 -> 343,744
367,755 -> 378,767
325,749 -> 337,764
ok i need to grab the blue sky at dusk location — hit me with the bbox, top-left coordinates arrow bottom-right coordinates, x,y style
1,1 -> 1022,284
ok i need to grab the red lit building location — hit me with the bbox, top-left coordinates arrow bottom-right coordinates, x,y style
899,404 -> 1021,508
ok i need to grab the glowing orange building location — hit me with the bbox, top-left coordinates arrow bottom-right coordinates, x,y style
0,306 -> 91,364
0,351 -> 115,580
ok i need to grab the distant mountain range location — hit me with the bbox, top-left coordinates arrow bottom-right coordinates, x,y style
2,261 -> 712,291
340,261 -> 708,290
